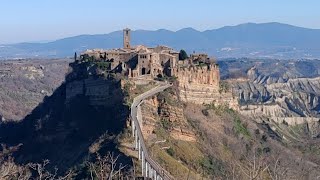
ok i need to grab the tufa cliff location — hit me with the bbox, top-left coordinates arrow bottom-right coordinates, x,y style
0,61 -> 131,175
176,63 -> 239,110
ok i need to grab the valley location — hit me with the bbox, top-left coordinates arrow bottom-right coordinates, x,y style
1,57 -> 319,179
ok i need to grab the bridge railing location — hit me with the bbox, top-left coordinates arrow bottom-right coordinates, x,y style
130,83 -> 174,180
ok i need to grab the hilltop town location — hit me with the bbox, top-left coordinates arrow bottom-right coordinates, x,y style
78,28 -> 220,93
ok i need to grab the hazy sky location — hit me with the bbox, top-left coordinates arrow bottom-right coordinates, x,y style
1,0 -> 319,44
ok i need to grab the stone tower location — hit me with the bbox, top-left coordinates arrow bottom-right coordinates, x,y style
123,28 -> 131,49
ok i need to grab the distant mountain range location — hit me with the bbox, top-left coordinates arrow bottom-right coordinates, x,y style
1,22 -> 320,59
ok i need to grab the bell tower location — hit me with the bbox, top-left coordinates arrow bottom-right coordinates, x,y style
123,28 -> 131,49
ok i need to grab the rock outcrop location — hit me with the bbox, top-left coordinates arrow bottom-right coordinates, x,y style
175,63 -> 239,109
66,77 -> 124,107
140,88 -> 196,142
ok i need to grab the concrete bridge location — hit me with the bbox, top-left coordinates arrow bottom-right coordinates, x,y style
131,82 -> 174,180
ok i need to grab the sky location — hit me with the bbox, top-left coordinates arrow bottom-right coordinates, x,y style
0,0 -> 319,44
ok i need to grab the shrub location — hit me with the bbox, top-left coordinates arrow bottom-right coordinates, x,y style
201,109 -> 209,116
96,62 -> 111,71
166,147 -> 175,157
200,156 -> 226,177
234,117 -> 251,138
160,119 -> 172,130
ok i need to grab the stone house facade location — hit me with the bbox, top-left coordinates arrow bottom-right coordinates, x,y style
80,28 -> 220,87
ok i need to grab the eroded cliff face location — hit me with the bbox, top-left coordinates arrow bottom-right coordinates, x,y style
232,66 -> 320,138
140,88 -> 196,142
176,64 -> 239,110
66,77 -> 124,107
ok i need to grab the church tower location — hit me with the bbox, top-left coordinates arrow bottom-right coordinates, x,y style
123,28 -> 131,49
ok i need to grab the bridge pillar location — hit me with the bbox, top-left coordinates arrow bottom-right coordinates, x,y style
154,170 -> 157,180
145,162 -> 148,178
148,167 -> 151,178
138,139 -> 141,160
141,151 -> 145,177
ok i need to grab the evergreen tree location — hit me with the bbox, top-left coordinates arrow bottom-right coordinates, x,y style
179,49 -> 188,60
104,52 -> 107,60
74,52 -> 77,61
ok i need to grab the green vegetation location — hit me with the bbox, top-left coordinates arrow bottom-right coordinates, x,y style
234,116 -> 251,138
179,49 -> 188,60
196,62 -> 208,67
160,118 -> 172,130
157,88 -> 180,107
203,102 -> 235,116
200,156 -> 226,177
123,81 -> 157,107
166,147 -> 175,157
202,102 -> 251,138
96,61 -> 111,71
80,54 -> 95,62
150,120 -> 205,179
123,81 -> 133,107
150,140 -> 204,179
153,147 -> 200,179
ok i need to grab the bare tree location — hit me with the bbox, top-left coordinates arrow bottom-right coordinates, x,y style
0,144 -> 74,180
266,156 -> 289,180
86,152 -> 130,180
0,156 -> 31,180
236,150 -> 269,180
0,143 -> 31,180
28,159 -> 75,180
28,160 -> 53,180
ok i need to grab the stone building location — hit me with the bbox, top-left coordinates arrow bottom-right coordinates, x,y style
123,28 -> 131,49
80,28 -> 220,87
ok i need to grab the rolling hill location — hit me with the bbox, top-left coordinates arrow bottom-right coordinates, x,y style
1,22 -> 320,59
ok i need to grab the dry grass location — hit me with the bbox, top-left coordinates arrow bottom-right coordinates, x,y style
184,103 -> 320,179
148,123 -> 205,179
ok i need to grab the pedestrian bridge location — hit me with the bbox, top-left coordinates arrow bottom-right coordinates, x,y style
130,82 -> 174,180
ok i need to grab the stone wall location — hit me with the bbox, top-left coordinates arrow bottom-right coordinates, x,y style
138,53 -> 151,75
